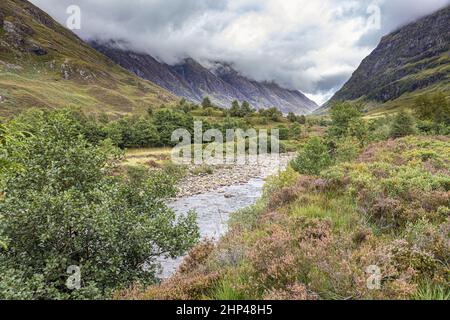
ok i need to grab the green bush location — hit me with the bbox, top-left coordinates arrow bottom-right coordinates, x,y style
290,137 -> 332,175
153,109 -> 194,146
328,102 -> 363,138
390,111 -> 417,138
277,125 -> 290,140
334,137 -> 361,162
0,111 -> 199,299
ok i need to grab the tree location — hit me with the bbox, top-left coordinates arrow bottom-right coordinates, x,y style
153,109 -> 194,146
298,115 -> 306,124
241,101 -> 253,116
290,137 -> 332,175
129,117 -> 160,147
389,111 -> 416,138
277,125 -> 290,140
287,112 -> 297,122
229,100 -> 240,117
328,102 -> 363,138
0,110 -> 198,299
291,123 -> 302,140
260,107 -> 283,122
202,97 -> 213,109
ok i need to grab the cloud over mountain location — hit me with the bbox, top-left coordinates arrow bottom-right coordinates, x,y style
30,0 -> 450,104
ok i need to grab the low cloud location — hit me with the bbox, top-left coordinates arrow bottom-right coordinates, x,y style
30,0 -> 450,105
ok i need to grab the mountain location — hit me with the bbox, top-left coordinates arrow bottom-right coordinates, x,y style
319,5 -> 449,114
210,62 -> 318,114
90,42 -> 318,114
0,0 -> 176,117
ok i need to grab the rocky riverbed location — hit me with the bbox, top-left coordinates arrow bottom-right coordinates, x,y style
175,153 -> 295,198
158,153 -> 295,278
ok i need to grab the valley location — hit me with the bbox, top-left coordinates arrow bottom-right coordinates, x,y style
0,0 -> 449,302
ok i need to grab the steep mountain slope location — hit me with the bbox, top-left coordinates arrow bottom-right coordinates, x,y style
0,0 -> 176,117
320,5 -> 449,114
91,42 -> 318,114
211,62 -> 318,114
170,58 -> 248,106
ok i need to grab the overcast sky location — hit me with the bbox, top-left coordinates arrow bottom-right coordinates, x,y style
30,0 -> 449,105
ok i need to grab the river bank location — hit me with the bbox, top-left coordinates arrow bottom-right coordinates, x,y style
157,153 -> 295,278
175,153 -> 295,198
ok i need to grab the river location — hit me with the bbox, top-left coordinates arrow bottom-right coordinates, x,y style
156,177 -> 266,278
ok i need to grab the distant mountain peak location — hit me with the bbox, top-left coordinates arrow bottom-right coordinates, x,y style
91,42 -> 318,114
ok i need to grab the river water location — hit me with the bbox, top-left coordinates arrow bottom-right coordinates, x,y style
156,177 -> 266,278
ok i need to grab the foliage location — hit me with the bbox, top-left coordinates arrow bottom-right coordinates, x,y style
389,111 -> 417,138
258,107 -> 283,122
277,125 -> 290,140
414,92 -> 450,135
290,137 -> 332,175
229,100 -> 254,118
152,109 -> 194,146
201,97 -> 213,109
328,102 -> 364,138
0,110 -> 199,299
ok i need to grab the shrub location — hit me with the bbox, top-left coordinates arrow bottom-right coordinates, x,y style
0,111 -> 199,299
153,109 -> 194,146
290,137 -> 332,175
389,111 -> 416,138
328,102 -> 363,138
334,136 -> 361,162
277,125 -> 290,140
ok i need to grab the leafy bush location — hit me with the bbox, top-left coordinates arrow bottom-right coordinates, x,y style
0,110 -> 199,299
334,136 -> 361,162
277,125 -> 290,140
390,111 -> 417,138
153,109 -> 194,146
290,137 -> 332,175
328,102 -> 363,138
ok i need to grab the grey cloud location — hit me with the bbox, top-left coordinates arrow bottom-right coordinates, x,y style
30,0 -> 450,104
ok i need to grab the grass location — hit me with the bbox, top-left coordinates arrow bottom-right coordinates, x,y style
0,0 -> 177,118
289,194 -> 360,232
123,135 -> 449,300
123,147 -> 172,167
413,282 -> 450,300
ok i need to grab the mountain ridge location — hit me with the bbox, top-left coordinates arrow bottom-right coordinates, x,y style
90,41 -> 318,114
318,5 -> 450,114
0,0 -> 177,117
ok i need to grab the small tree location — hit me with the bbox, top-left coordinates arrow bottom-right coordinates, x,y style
202,97 -> 213,109
287,112 -> 297,122
328,102 -> 363,138
290,137 -> 332,175
229,100 -> 241,117
298,115 -> 306,124
241,101 -> 253,117
389,111 -> 416,138
277,125 -> 290,140
291,123 -> 302,140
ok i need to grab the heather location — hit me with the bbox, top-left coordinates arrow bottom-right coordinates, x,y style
126,134 -> 449,300
118,101 -> 449,301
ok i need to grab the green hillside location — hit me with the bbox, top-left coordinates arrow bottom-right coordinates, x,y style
318,6 -> 450,115
0,0 -> 176,118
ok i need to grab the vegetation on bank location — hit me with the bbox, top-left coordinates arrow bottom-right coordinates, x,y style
0,91 -> 448,300
0,97 -> 322,299
0,109 -> 199,299
118,96 -> 449,300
